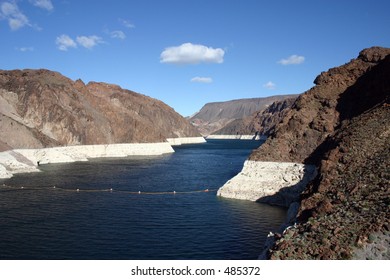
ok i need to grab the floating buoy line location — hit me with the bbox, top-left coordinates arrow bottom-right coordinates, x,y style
0,184 -> 217,196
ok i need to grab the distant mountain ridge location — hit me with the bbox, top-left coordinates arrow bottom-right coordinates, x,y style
189,95 -> 297,136
213,97 -> 297,136
0,69 -> 201,152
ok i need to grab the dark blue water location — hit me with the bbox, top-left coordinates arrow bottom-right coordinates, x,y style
0,140 -> 286,260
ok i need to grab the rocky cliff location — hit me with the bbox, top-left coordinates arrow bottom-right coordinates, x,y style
0,69 -> 201,152
266,48 -> 390,259
269,97 -> 389,259
250,47 -> 390,164
189,95 -> 297,136
217,46 -> 390,259
212,97 -> 297,136
247,46 -> 390,259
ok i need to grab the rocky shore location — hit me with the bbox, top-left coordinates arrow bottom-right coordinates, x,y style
217,47 -> 390,259
166,137 -> 206,145
0,68 -> 206,180
217,160 -> 316,207
0,136 -> 209,179
206,134 -> 265,140
268,101 -> 390,259
0,142 -> 175,179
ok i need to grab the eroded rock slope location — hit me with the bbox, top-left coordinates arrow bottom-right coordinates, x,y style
0,69 -> 200,152
252,47 -> 390,259
190,95 -> 296,136
213,97 -> 297,137
250,47 -> 390,163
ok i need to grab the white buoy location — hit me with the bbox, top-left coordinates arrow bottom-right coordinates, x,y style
110,188 -> 113,192
138,191 -> 141,194
173,191 -> 176,194
76,189 -> 80,192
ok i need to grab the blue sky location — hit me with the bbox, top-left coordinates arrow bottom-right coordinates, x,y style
1,0 -> 389,116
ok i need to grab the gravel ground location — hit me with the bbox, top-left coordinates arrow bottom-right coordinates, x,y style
353,231 -> 390,260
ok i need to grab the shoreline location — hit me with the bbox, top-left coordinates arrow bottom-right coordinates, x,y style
0,137 -> 207,179
166,137 -> 206,145
217,160 -> 317,206
1,141 -> 192,179
217,160 -> 317,258
2,139 -> 320,259
206,134 -> 266,140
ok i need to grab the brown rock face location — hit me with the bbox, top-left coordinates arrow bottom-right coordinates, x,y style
0,69 -> 200,151
213,97 -> 297,136
250,47 -> 390,163
269,102 -> 390,260
262,47 -> 390,259
189,95 -> 297,136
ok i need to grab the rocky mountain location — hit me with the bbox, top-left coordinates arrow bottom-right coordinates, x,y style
249,46 -> 390,259
269,98 -> 389,259
212,97 -> 297,136
189,95 -> 297,136
0,69 -> 200,152
250,46 -> 390,164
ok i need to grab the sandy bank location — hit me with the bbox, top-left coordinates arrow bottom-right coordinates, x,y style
0,142 -> 174,179
217,160 -> 317,207
206,134 -> 266,140
166,137 -> 206,145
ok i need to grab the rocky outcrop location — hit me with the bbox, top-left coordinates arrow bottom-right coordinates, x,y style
206,135 -> 265,140
217,161 -> 316,206
268,99 -> 390,259
0,69 -> 201,152
189,95 -> 297,136
166,137 -> 206,145
0,143 -> 174,179
250,47 -> 390,163
213,97 -> 297,137
268,51 -> 390,259
217,46 -> 390,259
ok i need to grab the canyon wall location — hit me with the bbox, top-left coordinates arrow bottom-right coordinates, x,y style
218,47 -> 390,259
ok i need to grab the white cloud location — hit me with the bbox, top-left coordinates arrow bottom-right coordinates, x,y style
55,34 -> 105,51
278,55 -> 305,65
29,0 -> 53,11
76,35 -> 104,49
1,1 -> 17,17
16,46 -> 34,52
0,1 -> 30,30
111,30 -> 126,40
263,81 -> 276,90
191,77 -> 213,83
56,34 -> 77,51
160,43 -> 225,65
120,19 -> 135,29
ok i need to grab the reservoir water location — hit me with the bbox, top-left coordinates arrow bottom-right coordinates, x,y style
0,140 -> 286,259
